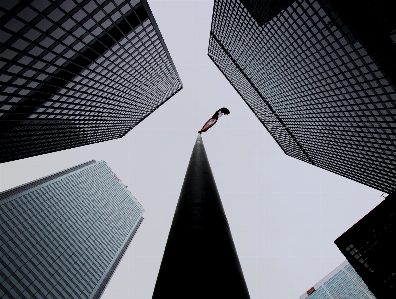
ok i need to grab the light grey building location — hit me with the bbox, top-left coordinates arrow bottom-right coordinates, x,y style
300,260 -> 376,299
0,160 -> 144,299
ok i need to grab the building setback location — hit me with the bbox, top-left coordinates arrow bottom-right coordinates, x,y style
335,192 -> 396,299
0,160 -> 144,299
300,260 -> 376,299
152,135 -> 250,299
0,0 -> 182,163
208,0 -> 396,193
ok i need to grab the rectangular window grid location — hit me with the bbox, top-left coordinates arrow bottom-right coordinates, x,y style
0,160 -> 145,299
0,0 -> 182,163
208,0 -> 396,193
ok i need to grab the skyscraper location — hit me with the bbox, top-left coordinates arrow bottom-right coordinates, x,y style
153,135 -> 250,298
299,260 -> 376,299
0,160 -> 144,299
0,0 -> 182,163
208,0 -> 396,193
335,192 -> 396,299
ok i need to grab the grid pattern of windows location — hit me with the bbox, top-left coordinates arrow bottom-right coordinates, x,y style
0,160 -> 95,201
0,0 -> 182,163
208,0 -> 396,193
300,261 -> 376,299
0,160 -> 145,299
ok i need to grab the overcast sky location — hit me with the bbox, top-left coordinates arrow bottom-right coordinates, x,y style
0,1 -> 384,298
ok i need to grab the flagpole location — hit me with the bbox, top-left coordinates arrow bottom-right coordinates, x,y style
152,134 -> 250,298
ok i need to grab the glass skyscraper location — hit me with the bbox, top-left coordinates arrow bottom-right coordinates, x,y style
0,160 -> 144,299
208,0 -> 396,193
299,260 -> 376,299
335,191 -> 396,299
0,0 -> 182,163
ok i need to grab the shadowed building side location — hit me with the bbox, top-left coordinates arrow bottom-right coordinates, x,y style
208,0 -> 396,193
335,192 -> 396,299
0,0 -> 182,163
152,134 -> 250,299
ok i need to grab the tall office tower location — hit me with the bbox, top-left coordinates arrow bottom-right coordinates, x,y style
299,260 -> 376,299
208,0 -> 396,193
0,160 -> 144,299
0,0 -> 182,163
153,135 -> 250,299
335,192 -> 396,299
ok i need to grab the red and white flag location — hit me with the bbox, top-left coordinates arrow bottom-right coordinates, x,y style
199,108 -> 230,133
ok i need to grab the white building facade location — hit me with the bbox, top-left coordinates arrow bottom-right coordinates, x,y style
300,260 -> 376,299
0,160 -> 144,299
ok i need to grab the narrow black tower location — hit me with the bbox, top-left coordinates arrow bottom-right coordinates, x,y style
152,134 -> 250,298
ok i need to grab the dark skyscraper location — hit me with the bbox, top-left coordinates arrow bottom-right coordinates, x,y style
153,135 -> 250,299
335,192 -> 396,299
0,0 -> 182,163
0,160 -> 144,299
208,0 -> 396,193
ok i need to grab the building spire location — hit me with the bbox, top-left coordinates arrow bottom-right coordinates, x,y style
152,134 -> 250,298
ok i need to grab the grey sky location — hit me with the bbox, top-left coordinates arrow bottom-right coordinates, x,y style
0,1 -> 383,298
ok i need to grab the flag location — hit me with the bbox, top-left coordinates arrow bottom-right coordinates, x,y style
199,108 -> 230,133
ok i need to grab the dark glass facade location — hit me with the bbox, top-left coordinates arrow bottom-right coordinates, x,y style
0,0 -> 182,163
208,0 -> 396,193
0,160 -> 144,299
335,192 -> 396,299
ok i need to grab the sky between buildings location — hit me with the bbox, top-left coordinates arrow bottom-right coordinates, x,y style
0,0 -> 383,298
